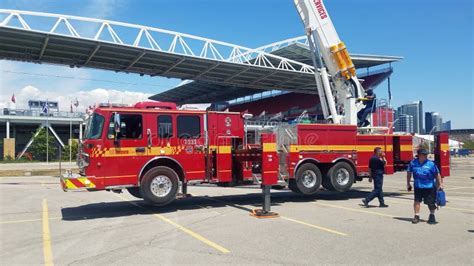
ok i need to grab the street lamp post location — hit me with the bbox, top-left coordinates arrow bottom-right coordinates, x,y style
428,126 -> 438,153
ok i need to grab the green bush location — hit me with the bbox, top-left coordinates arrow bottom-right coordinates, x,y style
463,140 -> 474,150
30,128 -> 57,161
63,140 -> 79,161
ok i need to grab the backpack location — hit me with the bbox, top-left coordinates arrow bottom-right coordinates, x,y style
437,189 -> 446,207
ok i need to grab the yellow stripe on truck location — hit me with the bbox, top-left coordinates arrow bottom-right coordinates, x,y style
77,178 -> 96,188
263,143 -> 277,152
440,143 -> 449,151
218,146 -> 232,154
63,179 -> 77,189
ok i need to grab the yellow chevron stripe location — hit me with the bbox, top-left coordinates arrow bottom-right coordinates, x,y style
77,178 -> 96,188
64,179 -> 77,189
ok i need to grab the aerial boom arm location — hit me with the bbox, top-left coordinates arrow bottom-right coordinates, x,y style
294,0 -> 365,125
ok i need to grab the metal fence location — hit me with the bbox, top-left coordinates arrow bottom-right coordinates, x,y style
2,108 -> 84,119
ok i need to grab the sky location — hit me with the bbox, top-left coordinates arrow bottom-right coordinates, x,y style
0,0 -> 472,129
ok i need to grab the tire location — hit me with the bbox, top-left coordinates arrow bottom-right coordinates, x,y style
126,187 -> 142,199
288,179 -> 302,194
294,163 -> 322,195
322,176 -> 336,191
140,166 -> 179,206
326,162 -> 355,192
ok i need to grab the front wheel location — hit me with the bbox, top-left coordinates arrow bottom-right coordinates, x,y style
140,166 -> 179,206
294,163 -> 322,195
326,162 -> 355,192
127,187 -> 142,199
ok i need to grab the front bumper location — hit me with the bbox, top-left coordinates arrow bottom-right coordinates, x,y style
61,173 -> 97,191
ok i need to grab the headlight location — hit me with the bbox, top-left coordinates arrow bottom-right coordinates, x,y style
77,153 -> 90,168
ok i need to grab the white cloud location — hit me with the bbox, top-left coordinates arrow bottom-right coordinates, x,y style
1,85 -> 152,112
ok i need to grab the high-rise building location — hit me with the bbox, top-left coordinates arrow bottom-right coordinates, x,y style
425,112 -> 433,134
425,111 -> 444,133
441,120 -> 451,131
433,112 -> 442,132
397,101 -> 423,134
395,114 -> 414,133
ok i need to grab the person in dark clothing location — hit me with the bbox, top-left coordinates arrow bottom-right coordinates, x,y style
362,147 -> 388,208
357,89 -> 376,127
407,149 -> 444,224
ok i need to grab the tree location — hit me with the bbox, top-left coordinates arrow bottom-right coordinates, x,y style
30,128 -> 57,161
463,141 -> 474,150
63,139 -> 79,161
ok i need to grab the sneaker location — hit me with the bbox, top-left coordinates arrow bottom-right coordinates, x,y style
412,215 -> 420,224
379,203 -> 389,208
362,199 -> 369,207
427,214 -> 437,224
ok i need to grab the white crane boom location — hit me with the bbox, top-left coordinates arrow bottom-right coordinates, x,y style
294,0 -> 365,125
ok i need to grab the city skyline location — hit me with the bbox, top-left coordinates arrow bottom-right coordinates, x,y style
395,100 -> 454,134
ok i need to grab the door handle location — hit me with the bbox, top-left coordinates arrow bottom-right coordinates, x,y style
136,147 -> 146,153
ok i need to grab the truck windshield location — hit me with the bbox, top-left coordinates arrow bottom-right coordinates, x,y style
84,113 -> 105,139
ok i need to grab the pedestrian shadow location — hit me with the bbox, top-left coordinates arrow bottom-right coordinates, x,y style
393,217 -> 427,223
60,189 -> 405,221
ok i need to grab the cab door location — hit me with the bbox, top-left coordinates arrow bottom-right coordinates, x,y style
101,112 -> 148,187
175,114 -> 206,180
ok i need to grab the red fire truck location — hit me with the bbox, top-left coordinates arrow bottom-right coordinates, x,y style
61,0 -> 451,213
61,101 -> 450,209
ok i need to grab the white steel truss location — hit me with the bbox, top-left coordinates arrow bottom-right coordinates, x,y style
0,9 -> 314,74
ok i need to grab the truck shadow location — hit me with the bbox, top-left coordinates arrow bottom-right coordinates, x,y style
60,189 -> 405,221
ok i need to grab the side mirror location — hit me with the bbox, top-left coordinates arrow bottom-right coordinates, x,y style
147,128 -> 152,148
113,112 -> 121,145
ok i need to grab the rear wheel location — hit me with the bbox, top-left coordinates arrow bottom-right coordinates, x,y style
294,163 -> 322,195
322,176 -> 336,191
127,187 -> 142,199
326,162 -> 355,192
140,166 -> 179,206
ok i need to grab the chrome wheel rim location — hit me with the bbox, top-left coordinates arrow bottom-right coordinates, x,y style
335,168 -> 350,186
302,170 -> 317,188
150,175 -> 172,197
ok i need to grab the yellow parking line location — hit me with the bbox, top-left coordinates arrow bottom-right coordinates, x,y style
42,199 -> 54,266
280,216 -> 347,236
313,202 -> 395,218
383,185 -> 474,196
0,217 -> 61,224
199,196 -> 347,237
116,194 -> 230,254
447,186 -> 474,191
386,197 -> 474,213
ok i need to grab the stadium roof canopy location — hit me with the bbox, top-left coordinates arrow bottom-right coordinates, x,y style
151,37 -> 402,104
0,11 -> 402,106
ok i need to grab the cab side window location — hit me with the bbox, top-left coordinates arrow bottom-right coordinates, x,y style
158,115 -> 173,138
177,115 -> 200,138
108,114 -> 143,139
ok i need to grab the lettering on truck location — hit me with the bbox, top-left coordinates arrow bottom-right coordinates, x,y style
313,0 -> 328,20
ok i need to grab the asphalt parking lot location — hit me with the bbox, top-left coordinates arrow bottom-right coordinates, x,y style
1,158 -> 473,265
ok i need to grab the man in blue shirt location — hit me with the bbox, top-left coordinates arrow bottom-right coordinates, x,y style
362,147 -> 389,208
407,149 -> 444,224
